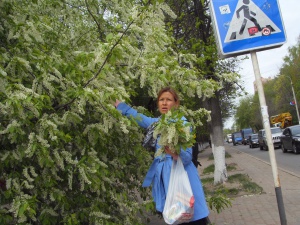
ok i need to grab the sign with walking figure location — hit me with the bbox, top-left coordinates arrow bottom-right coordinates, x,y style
236,0 -> 262,35
210,0 -> 286,58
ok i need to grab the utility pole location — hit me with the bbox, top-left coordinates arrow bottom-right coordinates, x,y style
283,75 -> 300,124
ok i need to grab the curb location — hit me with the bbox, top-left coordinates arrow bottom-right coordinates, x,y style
233,148 -> 300,179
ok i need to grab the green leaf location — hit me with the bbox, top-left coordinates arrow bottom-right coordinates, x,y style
106,33 -> 114,42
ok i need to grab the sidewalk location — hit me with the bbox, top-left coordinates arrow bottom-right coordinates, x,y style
144,144 -> 300,225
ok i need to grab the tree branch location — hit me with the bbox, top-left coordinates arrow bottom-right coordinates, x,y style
54,2 -> 150,111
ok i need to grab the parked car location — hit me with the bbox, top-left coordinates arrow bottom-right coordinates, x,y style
249,133 -> 259,148
232,131 -> 242,146
280,125 -> 300,154
258,127 -> 282,150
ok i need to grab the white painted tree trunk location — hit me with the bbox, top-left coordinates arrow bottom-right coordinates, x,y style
212,144 -> 227,184
206,93 -> 228,184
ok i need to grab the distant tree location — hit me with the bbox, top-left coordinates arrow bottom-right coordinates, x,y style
234,96 -> 253,129
236,79 -> 280,131
273,76 -> 297,117
277,38 -> 300,124
248,94 -> 261,132
234,37 -> 300,130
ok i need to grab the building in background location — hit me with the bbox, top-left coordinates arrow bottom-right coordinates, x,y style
253,77 -> 272,92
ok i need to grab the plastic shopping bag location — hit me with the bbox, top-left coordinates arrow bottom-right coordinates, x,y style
163,157 -> 194,224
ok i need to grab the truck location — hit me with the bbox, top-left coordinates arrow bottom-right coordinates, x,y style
232,131 -> 242,146
270,112 -> 292,129
241,127 -> 254,145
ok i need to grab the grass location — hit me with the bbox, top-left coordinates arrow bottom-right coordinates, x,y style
203,163 -> 237,174
228,173 -> 264,194
202,173 -> 263,198
208,152 -> 231,161
201,151 -> 264,199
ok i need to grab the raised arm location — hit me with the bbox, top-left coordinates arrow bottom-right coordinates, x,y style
115,101 -> 157,129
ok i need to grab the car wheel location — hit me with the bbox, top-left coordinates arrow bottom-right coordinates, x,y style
281,144 -> 287,153
293,143 -> 299,154
264,143 -> 268,151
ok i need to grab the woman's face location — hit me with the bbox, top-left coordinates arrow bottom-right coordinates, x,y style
158,91 -> 178,114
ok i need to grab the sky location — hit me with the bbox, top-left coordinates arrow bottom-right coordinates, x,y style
224,0 -> 300,129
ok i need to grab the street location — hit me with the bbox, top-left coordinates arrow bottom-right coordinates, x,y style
226,142 -> 300,177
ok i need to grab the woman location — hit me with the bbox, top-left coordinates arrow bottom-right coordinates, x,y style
115,87 -> 209,224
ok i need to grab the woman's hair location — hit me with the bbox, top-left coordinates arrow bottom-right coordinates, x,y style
157,87 -> 180,105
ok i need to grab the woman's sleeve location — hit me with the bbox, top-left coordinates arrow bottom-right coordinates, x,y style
179,147 -> 193,165
116,102 -> 157,129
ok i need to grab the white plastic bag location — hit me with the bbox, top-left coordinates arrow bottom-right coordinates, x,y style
163,157 -> 194,224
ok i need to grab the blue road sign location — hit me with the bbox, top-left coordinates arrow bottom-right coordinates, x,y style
210,0 -> 286,58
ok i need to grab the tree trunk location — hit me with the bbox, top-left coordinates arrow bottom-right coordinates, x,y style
205,92 -> 228,184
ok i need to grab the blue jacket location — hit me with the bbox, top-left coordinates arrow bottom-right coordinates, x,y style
117,103 -> 209,221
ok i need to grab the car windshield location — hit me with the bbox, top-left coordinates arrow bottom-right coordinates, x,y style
271,128 -> 281,134
243,129 -> 252,135
251,134 -> 258,138
234,133 -> 242,137
291,126 -> 300,135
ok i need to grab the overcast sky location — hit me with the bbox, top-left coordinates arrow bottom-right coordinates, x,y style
224,0 -> 300,129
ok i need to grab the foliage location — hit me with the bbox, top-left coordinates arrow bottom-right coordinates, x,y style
233,38 -> 300,130
223,128 -> 235,137
206,191 -> 232,214
0,0 -> 219,224
278,38 -> 300,124
234,96 -> 254,130
153,108 -> 195,156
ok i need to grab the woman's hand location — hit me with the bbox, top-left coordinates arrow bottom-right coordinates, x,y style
114,99 -> 121,108
165,146 -> 178,160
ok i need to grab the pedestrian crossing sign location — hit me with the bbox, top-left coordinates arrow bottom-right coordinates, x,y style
210,0 -> 286,58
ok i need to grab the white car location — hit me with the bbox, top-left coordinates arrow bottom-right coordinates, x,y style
226,134 -> 232,143
258,127 -> 282,150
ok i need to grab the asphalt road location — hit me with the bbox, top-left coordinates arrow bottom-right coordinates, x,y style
226,142 -> 300,177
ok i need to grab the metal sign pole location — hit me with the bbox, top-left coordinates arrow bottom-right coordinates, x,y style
251,51 -> 287,225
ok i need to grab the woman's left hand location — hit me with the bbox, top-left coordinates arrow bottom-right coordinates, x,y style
114,99 -> 121,108
165,146 -> 178,160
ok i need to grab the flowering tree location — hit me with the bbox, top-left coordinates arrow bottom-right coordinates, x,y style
0,0 -> 218,224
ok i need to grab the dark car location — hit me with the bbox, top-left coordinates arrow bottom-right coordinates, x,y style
249,133 -> 259,148
280,125 -> 300,154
